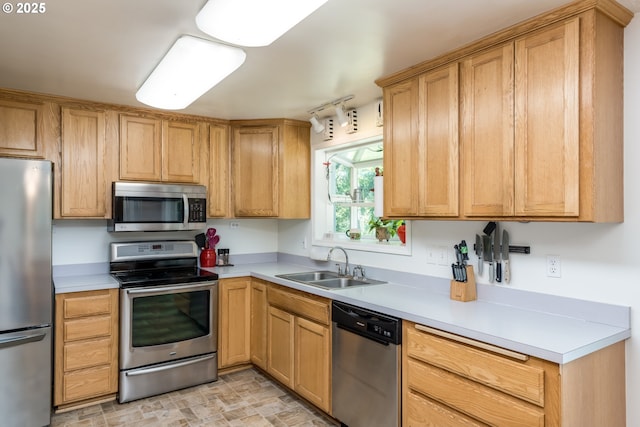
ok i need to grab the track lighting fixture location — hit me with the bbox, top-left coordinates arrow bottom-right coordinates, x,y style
308,95 -> 354,133
309,114 -> 325,133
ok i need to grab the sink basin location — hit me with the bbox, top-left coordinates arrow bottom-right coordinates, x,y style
276,271 -> 386,290
276,271 -> 340,282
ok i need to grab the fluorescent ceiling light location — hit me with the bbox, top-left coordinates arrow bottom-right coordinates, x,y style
136,35 -> 246,110
196,0 -> 329,47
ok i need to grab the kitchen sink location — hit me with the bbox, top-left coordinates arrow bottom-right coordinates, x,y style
276,271 -> 386,290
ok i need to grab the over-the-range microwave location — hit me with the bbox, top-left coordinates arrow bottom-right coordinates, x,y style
107,182 -> 207,232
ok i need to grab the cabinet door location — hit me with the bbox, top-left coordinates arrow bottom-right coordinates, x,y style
163,120 -> 200,183
218,278 -> 251,368
0,98 -> 46,158
208,123 -> 230,217
267,305 -> 294,388
233,126 -> 279,216
250,279 -> 268,370
119,114 -> 162,181
279,123 -> 310,218
514,18 -> 580,217
60,107 -> 107,217
294,317 -> 330,412
418,63 -> 459,216
383,77 -> 420,217
461,44 -> 515,217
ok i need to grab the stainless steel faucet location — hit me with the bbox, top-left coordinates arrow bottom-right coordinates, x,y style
327,246 -> 350,276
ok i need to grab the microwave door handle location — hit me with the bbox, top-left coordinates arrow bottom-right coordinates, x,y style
183,193 -> 190,227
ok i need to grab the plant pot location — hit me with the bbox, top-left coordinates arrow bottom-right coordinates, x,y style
397,224 -> 406,244
375,227 -> 390,242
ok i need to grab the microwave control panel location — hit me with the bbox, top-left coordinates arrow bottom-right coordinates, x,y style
188,198 -> 207,222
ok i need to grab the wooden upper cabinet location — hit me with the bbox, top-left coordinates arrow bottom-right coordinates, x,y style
0,98 -> 46,158
514,18 -> 580,218
119,115 -> 162,181
383,77 -> 420,217
231,119 -> 310,218
461,43 -> 515,217
379,2 -> 630,222
120,114 -> 200,183
207,123 -> 231,217
59,107 -> 107,217
383,63 -> 459,218
162,120 -> 200,183
232,125 -> 279,216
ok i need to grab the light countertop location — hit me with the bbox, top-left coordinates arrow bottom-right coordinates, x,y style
53,261 -> 630,365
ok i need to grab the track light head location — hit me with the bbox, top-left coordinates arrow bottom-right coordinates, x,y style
334,103 -> 348,127
309,113 -> 325,133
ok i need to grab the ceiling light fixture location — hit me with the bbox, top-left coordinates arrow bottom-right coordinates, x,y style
309,114 -> 325,133
196,0 -> 329,47
308,95 -> 354,133
136,35 -> 246,110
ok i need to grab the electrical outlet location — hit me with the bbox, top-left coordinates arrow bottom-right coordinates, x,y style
437,246 -> 449,266
426,246 -> 437,264
547,255 -> 561,278
229,221 -> 239,229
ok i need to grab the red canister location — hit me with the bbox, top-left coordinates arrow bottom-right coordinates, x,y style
200,248 -> 216,267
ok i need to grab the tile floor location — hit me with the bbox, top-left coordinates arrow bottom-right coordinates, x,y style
51,368 -> 339,427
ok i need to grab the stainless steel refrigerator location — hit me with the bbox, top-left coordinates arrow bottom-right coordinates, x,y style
0,158 -> 53,427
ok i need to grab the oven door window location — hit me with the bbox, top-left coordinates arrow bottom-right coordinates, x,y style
116,196 -> 184,223
131,290 -> 210,347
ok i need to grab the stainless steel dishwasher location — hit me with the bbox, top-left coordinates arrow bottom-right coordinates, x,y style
331,301 -> 401,427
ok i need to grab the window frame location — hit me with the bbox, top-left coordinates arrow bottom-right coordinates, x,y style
311,136 -> 411,256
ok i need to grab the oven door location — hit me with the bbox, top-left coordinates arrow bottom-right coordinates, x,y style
120,281 -> 218,370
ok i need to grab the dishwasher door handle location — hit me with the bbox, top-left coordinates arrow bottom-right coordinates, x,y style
335,323 -> 390,346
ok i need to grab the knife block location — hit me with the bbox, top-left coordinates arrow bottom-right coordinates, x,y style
450,266 -> 476,302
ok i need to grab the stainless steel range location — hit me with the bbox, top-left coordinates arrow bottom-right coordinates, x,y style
110,240 -> 219,403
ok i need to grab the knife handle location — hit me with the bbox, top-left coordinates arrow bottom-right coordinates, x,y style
504,260 -> 510,283
489,262 -> 495,282
496,262 -> 502,283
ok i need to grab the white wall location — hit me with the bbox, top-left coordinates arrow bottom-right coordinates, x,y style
280,15 -> 640,425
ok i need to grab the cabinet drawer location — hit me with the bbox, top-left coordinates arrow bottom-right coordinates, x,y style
406,325 -> 545,406
407,359 -> 544,427
62,365 -> 114,403
267,286 -> 329,325
62,291 -> 113,319
64,315 -> 112,342
406,389 -> 488,427
63,338 -> 112,372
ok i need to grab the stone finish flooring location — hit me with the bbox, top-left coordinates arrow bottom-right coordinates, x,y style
52,368 -> 339,427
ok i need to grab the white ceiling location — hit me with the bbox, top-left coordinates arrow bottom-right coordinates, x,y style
0,0 -> 636,121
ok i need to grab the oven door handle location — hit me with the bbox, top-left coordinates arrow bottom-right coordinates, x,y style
125,354 -> 215,377
125,282 -> 216,295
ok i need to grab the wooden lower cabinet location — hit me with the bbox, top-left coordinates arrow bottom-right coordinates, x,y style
266,284 -> 331,413
54,289 -> 119,410
218,278 -> 251,368
403,321 -> 626,427
250,279 -> 268,370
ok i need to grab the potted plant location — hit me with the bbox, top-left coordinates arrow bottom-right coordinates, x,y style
367,216 -> 403,242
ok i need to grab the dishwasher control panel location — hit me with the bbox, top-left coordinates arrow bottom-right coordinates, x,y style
332,301 -> 401,345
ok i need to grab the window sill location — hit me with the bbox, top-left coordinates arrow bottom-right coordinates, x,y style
311,236 -> 411,256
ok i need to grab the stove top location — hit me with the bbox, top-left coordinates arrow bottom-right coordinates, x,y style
112,267 -> 218,288
109,240 -> 218,288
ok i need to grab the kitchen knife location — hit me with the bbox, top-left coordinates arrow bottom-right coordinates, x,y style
494,222 -> 501,283
502,230 -> 510,283
483,235 -> 493,282
475,234 -> 483,275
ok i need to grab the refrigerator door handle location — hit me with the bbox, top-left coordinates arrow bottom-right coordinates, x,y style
0,332 -> 46,349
